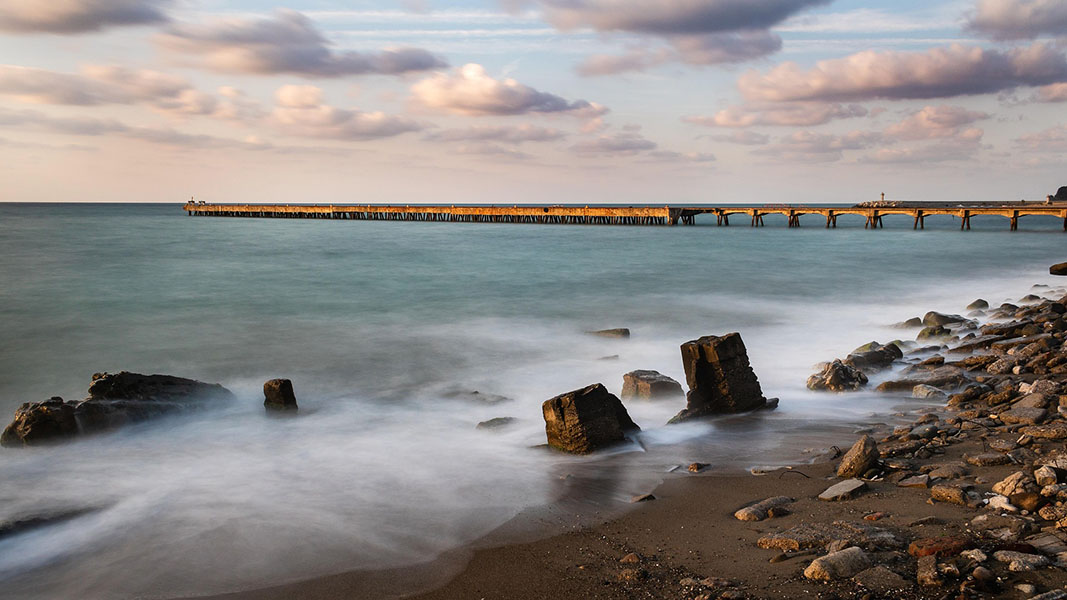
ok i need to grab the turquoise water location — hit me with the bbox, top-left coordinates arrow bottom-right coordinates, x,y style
0,203 -> 1065,598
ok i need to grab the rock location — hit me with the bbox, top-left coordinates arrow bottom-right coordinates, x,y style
476,417 -> 516,430
1030,591 -> 1067,600
924,311 -> 968,327
804,547 -> 871,581
895,317 -> 924,328
807,360 -> 868,392
930,484 -> 982,507
898,474 -> 930,488
998,406 -> 1047,425
917,325 -> 950,340
1021,422 -> 1067,439
879,439 -> 925,458
987,495 -> 1018,512
838,435 -> 879,478
908,535 -> 972,558
1021,380 -> 1062,396
1014,393 -> 1050,409
670,333 -> 767,422
0,506 -> 103,541
993,550 -> 1050,571
263,378 -> 297,411
845,343 -> 903,372
993,472 -> 1038,497
2,373 -> 234,447
966,453 -> 1012,467
621,370 -> 683,400
620,552 -> 641,564
444,389 -> 513,404
967,299 -> 990,310
819,479 -> 867,501
961,549 -> 987,562
912,384 -> 946,399
971,513 -> 1034,541
757,521 -> 901,552
852,565 -> 911,593
1051,263 -> 1067,276
587,328 -> 630,338
916,555 -> 941,586
734,496 -> 794,521
1036,466 -> 1059,486
1010,492 -> 1045,512
542,383 -> 639,454
875,366 -> 969,392
630,493 -> 655,503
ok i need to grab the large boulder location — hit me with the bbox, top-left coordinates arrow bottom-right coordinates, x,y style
670,333 -> 767,422
263,378 -> 298,411
1,372 -> 235,448
807,360 -> 868,392
1051,262 -> 1067,276
923,311 -> 967,327
844,343 -> 903,372
621,370 -> 683,400
542,383 -> 639,454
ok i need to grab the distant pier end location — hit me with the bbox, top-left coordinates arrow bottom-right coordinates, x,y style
183,202 -> 1067,231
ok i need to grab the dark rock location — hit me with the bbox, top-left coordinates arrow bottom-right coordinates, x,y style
2,372 -> 234,448
670,333 -> 766,422
908,535 -> 972,558
0,506 -> 103,541
587,328 -> 630,338
757,520 -> 901,552
476,417 -> 516,430
621,370 -> 683,400
875,366 -> 969,392
967,299 -> 989,310
924,311 -> 967,327
263,378 -> 297,411
838,435 -> 879,478
895,317 -> 923,328
807,360 -> 868,392
852,565 -> 911,593
1051,263 -> 1067,276
845,343 -> 903,372
917,325 -> 950,340
542,383 -> 639,454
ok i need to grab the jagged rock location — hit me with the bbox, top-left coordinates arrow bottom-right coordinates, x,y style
819,479 -> 867,501
263,378 -> 297,411
924,311 -> 968,327
993,472 -> 1038,497
1035,466 -> 1059,487
1051,263 -> 1067,276
875,366 -> 969,392
838,435 -> 879,478
757,521 -> 901,552
912,384 -> 946,399
542,383 -> 639,454
930,483 -> 982,507
1021,380 -> 1062,396
852,566 -> 911,593
1,372 -> 234,447
807,360 -> 868,392
670,333 -> 766,422
734,496 -> 794,521
916,555 -> 941,586
993,550 -> 1049,571
621,370 -> 683,400
844,343 -> 903,372
587,328 -> 630,338
804,547 -> 871,581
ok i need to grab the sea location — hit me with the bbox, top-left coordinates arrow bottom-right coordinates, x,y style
0,202 -> 1065,599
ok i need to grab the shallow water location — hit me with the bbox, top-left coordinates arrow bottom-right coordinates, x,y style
0,203 -> 1065,598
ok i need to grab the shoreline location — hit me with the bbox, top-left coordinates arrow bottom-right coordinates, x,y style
187,273 -> 1067,600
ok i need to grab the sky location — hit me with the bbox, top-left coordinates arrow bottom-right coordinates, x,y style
0,0 -> 1065,204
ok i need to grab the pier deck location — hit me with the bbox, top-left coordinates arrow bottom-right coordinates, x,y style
183,202 -> 1067,231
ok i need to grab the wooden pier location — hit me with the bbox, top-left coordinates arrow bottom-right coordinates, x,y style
183,202 -> 1067,231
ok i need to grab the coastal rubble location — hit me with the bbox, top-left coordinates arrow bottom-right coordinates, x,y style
806,360 -> 868,392
1,372 -> 234,447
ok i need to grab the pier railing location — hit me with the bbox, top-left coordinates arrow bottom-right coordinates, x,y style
183,202 -> 1067,231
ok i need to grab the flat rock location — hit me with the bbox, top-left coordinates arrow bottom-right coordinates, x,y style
757,520 -> 901,552
926,463 -> 969,480
819,479 -> 868,501
587,328 -> 630,338
621,370 -> 683,400
852,565 -> 911,593
971,514 -> 1034,542
916,555 -> 941,586
898,474 -> 930,488
1021,423 -> 1067,440
734,496 -> 794,521
912,384 -> 947,399
999,406 -> 1048,426
993,550 -> 1050,571
966,453 -> 1012,467
804,547 -> 871,581
908,535 -> 972,558
476,417 -> 516,430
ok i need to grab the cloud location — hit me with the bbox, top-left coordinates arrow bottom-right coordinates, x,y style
0,0 -> 170,34
967,0 -> 1067,40
708,130 -> 770,145
577,31 -> 782,75
158,10 -> 446,77
646,150 -> 716,162
0,64 -> 188,106
412,63 -> 608,117
271,85 -> 424,140
423,124 -> 566,144
862,141 -> 983,164
1015,124 -> 1067,152
883,105 -> 988,141
684,102 -> 867,127
454,143 -> 533,159
1035,82 -> 1067,102
570,132 -> 656,155
531,0 -> 830,35
577,49 -> 672,76
754,130 -> 882,162
738,42 -> 1067,102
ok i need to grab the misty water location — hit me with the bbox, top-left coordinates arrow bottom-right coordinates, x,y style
1,203 -> 1066,599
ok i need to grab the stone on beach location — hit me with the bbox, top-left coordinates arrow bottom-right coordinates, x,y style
734,496 -> 794,521
757,520 -> 901,552
844,342 -> 903,372
898,474 -> 930,488
930,483 -> 982,507
670,333 -> 767,423
912,384 -> 946,399
621,370 -> 683,400
819,479 -> 867,501
542,383 -> 639,454
923,311 -> 968,327
803,546 -> 871,581
994,550 -> 1050,571
2,372 -> 234,447
852,565 -> 911,593
908,535 -> 972,558
916,555 -> 941,586
807,360 -> 868,392
837,435 -> 879,478
263,378 -> 298,411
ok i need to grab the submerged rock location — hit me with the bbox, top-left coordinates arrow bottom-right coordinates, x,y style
587,328 -> 630,338
476,417 -> 516,430
923,311 -> 968,327
844,343 -> 903,372
807,360 -> 868,392
263,378 -> 298,412
670,333 -> 767,423
2,372 -> 234,448
621,370 -> 683,400
542,383 -> 639,454
1052,263 -> 1067,276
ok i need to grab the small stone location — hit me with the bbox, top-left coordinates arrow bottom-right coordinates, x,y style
864,511 -> 888,521
631,493 -> 655,503
972,566 -> 994,582
619,553 -> 641,564
987,494 -> 1018,512
618,568 -> 646,581
837,436 -> 879,478
916,555 -> 942,586
804,546 -> 872,581
734,496 -> 794,521
1010,491 -> 1045,512
898,474 -> 930,488
589,328 -> 630,338
1016,583 -> 1038,594
961,549 -> 987,562
688,462 -> 709,473
819,479 -> 868,501
912,384 -> 947,399
1029,590 -> 1067,600
1036,466 -> 1059,486
907,535 -> 972,558
852,565 -> 911,593
993,550 -> 1050,571
476,417 -> 516,430
966,453 -> 1012,467
931,483 -> 982,507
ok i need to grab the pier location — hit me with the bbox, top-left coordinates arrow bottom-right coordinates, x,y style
183,202 -> 1067,231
